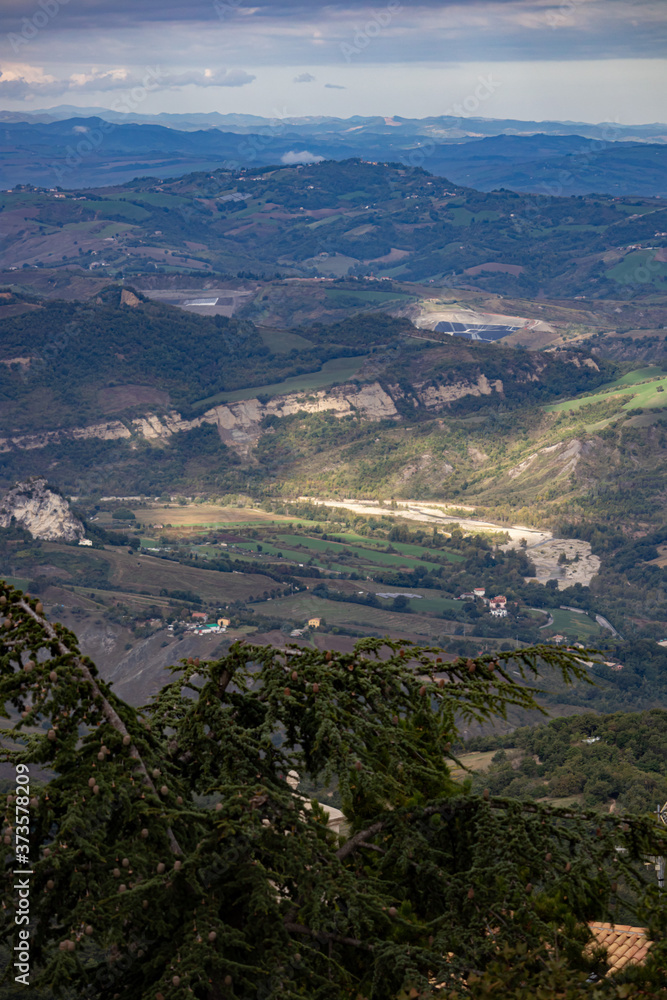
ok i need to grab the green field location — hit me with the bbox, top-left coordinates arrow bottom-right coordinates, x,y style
251,593 -> 443,638
324,289 -> 413,307
193,355 -> 369,408
400,595 -> 462,613
0,575 -> 32,591
312,254 -> 360,276
230,541 -> 347,570
546,608 -> 603,640
258,328 -> 315,353
275,534 -> 443,571
607,249 -> 667,286
132,505 -> 325,531
333,532 -> 463,562
92,198 -> 152,221
113,192 -> 190,208
546,367 -> 667,414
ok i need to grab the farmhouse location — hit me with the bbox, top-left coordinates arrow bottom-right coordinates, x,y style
192,611 -> 207,622
307,617 -> 322,628
473,587 -> 486,598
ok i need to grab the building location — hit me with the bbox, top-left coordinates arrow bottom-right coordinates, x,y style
307,617 -> 321,628
490,608 -> 508,618
473,587 -> 486,598
78,539 -> 93,547
217,618 -> 231,628
192,612 -> 207,622
489,595 -> 507,609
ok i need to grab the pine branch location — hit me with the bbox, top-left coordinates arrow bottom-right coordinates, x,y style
336,820 -> 385,861
17,597 -> 183,856
283,921 -> 373,951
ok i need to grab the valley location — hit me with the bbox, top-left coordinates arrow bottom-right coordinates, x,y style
1,157 -> 666,737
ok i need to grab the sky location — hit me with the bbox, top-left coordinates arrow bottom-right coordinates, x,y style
0,0 -> 665,124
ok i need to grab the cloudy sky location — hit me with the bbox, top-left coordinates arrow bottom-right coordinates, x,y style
0,0 -> 665,123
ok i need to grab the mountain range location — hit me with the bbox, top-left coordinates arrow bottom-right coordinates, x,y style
1,111 -> 666,196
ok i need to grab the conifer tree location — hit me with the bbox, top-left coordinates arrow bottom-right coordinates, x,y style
1,582 -> 666,998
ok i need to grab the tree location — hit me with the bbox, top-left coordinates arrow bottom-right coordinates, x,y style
1,582 -> 667,999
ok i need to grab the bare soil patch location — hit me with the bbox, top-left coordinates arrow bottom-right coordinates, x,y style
464,262 -> 524,276
524,538 -> 600,589
367,247 -> 412,264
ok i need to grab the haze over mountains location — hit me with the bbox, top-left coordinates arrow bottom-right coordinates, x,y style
1,108 -> 666,196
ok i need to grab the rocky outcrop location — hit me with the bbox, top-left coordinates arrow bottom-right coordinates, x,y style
0,478 -> 84,542
0,421 -> 131,453
120,289 -> 141,308
0,381 -> 399,459
507,438 -> 592,481
414,374 -> 503,409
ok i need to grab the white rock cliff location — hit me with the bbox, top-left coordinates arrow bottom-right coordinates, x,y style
0,478 -> 85,542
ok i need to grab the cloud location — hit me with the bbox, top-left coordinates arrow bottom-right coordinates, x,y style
281,149 -> 325,164
324,83 -> 346,89
293,72 -> 316,82
0,65 -> 255,100
160,68 -> 256,88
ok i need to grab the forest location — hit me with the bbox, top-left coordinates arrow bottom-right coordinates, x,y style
466,709 -> 667,814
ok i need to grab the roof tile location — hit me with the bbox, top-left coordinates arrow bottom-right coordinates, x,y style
588,922 -> 652,975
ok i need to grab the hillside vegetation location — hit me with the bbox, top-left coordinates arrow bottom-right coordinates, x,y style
466,709 -> 667,815
2,160 -> 666,300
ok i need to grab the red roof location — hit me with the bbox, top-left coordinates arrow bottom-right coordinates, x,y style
588,922 -> 652,974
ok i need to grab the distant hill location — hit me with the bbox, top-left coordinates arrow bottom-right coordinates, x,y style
4,107 -> 666,142
1,114 -> 666,196
1,159 -> 665,299
423,134 -> 667,197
